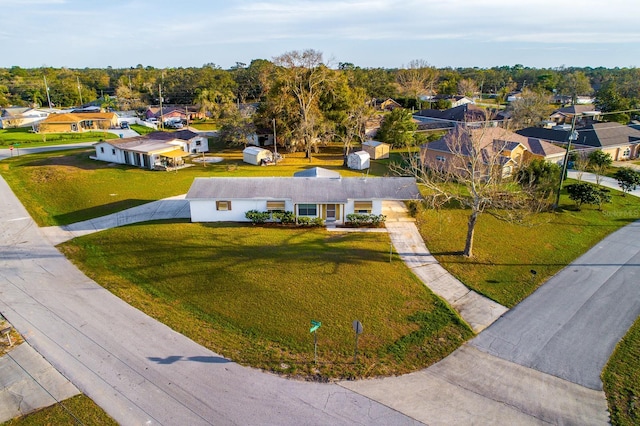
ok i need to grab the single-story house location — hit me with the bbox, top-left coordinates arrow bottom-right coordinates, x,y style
186,171 -> 421,224
37,112 -> 118,133
362,140 -> 390,159
92,130 -> 208,169
145,105 -> 205,122
549,105 -> 600,125
574,122 -> 640,161
347,150 -> 370,170
374,98 -> 402,111
414,104 -> 507,129
0,107 -> 54,129
421,127 -> 566,178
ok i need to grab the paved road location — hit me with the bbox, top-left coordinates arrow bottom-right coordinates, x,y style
0,175 -> 419,425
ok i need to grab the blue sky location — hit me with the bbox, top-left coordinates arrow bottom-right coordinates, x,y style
1,0 -> 639,69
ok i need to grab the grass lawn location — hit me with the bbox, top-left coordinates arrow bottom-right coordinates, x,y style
603,315 -> 640,426
129,124 -> 156,135
0,144 -> 397,226
0,128 -> 117,147
58,223 -> 472,379
2,394 -> 116,425
414,185 -> 640,308
189,120 -> 219,131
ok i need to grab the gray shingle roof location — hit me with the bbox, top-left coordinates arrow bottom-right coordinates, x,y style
575,122 -> 640,148
186,177 -> 422,203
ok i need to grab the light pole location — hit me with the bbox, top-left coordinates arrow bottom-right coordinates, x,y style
555,113 -> 580,208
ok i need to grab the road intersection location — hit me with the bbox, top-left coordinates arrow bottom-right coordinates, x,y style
0,146 -> 637,424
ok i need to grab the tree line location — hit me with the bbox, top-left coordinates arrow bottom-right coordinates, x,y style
2,52 -> 640,155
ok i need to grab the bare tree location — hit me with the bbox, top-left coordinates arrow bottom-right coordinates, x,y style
573,150 -> 590,181
393,125 -> 541,257
457,78 -> 479,98
396,59 -> 439,109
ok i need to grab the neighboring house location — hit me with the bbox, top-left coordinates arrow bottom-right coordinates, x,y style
92,130 -> 208,169
186,170 -> 421,224
36,112 -> 118,133
574,122 -> 640,161
430,95 -> 474,108
517,127 -> 572,145
145,105 -> 206,122
507,91 -> 523,102
0,107 -> 53,129
374,98 -> 402,111
521,122 -> 640,161
549,105 -> 600,125
421,127 -> 566,178
414,104 -> 506,128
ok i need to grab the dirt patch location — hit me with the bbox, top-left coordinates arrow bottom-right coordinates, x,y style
0,317 -> 23,356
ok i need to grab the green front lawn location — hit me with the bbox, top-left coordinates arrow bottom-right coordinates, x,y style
603,315 -> 640,426
414,184 -> 640,308
0,145 -> 393,226
59,223 -> 472,379
0,128 -> 117,147
1,394 -> 116,426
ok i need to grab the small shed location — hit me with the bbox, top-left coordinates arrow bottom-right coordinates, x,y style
347,150 -> 370,170
243,146 -> 272,165
362,140 -> 390,159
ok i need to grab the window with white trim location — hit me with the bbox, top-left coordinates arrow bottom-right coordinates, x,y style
436,155 -> 446,162
298,204 -> 317,216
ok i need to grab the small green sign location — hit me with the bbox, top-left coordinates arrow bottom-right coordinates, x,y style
310,320 -> 321,333
13,143 -> 20,146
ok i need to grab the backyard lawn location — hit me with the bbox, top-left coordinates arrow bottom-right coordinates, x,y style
58,223 -> 472,379
0,144 -> 397,226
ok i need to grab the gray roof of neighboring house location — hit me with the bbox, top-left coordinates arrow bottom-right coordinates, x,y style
186,177 -> 422,203
147,130 -> 200,141
516,127 -> 572,144
520,138 -> 566,157
575,122 -> 640,148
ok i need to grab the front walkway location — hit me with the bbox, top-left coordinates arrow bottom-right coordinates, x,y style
382,201 -> 507,333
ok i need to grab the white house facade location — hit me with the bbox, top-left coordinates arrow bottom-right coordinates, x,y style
92,130 -> 208,170
186,171 -> 420,224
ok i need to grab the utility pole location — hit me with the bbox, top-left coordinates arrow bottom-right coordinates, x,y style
272,118 -> 278,160
43,76 -> 53,109
555,112 -> 579,208
159,84 -> 164,130
76,76 -> 83,106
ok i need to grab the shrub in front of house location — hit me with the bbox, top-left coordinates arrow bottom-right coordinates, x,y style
271,210 -> 295,224
245,210 -> 270,224
346,213 -> 387,227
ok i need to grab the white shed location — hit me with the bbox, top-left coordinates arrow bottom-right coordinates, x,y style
347,150 -> 370,170
362,141 -> 390,159
243,147 -> 272,165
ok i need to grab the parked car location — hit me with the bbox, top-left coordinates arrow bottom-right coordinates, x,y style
120,121 -> 129,129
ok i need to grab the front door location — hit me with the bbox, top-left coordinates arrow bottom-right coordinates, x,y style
326,204 -> 336,221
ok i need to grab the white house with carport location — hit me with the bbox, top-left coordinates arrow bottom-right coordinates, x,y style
92,130 -> 208,170
186,169 -> 421,224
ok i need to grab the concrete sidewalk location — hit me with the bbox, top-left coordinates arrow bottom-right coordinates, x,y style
0,343 -> 80,423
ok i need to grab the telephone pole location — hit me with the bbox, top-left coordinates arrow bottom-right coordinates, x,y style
76,76 -> 83,105
43,76 -> 53,109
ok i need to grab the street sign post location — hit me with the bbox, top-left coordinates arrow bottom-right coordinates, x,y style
352,320 -> 363,362
310,320 -> 321,364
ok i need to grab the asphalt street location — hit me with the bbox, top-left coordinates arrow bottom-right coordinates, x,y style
472,206 -> 640,390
